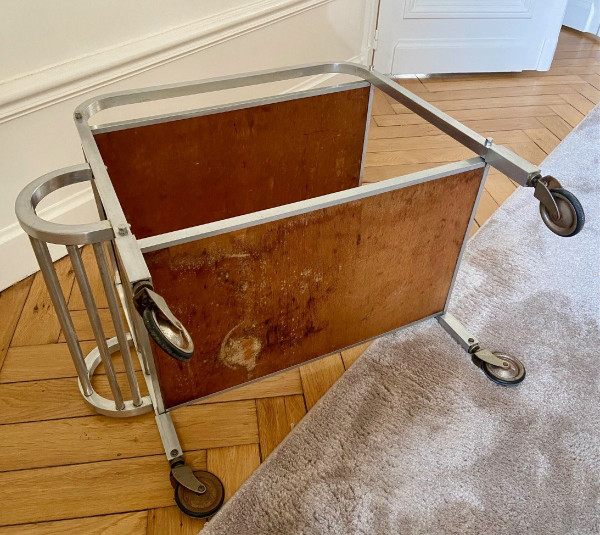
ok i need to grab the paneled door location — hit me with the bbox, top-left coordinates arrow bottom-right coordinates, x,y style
372,0 -> 569,74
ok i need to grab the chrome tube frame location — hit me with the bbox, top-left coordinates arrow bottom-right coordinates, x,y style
15,63 -> 547,471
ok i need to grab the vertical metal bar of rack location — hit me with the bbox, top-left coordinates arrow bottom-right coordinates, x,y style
93,242 -> 143,406
67,244 -> 125,409
29,237 -> 94,397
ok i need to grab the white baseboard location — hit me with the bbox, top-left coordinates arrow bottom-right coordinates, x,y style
0,0 -> 334,124
391,38 -> 528,74
0,187 -> 97,290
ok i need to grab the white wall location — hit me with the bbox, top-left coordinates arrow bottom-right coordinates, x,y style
0,0 -> 375,291
563,0 -> 600,34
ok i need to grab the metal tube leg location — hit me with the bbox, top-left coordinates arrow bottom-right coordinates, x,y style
156,412 -> 184,461
437,312 -> 526,387
117,268 -> 152,377
93,242 -> 143,407
29,238 -> 93,396
438,312 -> 506,366
67,245 -> 125,410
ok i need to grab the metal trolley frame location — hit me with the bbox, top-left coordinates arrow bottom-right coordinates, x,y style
15,62 -> 584,518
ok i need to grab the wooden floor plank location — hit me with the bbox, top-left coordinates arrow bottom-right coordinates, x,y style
284,394 -> 306,430
395,83 -> 579,101
524,128 -> 561,155
367,129 -> 528,153
365,146 -> 475,167
0,451 -> 207,526
57,308 -> 117,342
0,377 -> 93,425
484,172 -> 518,206
474,190 -> 499,227
580,73 -> 600,90
371,88 -> 395,116
0,512 -> 147,535
299,354 -> 345,410
537,115 -> 574,140
146,506 -> 204,535
505,141 -> 548,164
392,102 -> 557,119
11,257 -> 74,347
0,341 -> 140,384
367,133 -> 460,152
394,94 -> 570,111
553,49 -> 600,61
0,276 -> 33,372
368,122 -> 444,139
1,400 -> 256,472
363,162 -> 436,183
341,341 -> 372,370
559,92 -> 595,115
68,245 -> 109,311
374,113 -> 426,127
420,74 -> 586,93
207,445 -> 261,502
0,371 -> 146,425
572,82 -> 600,103
196,367 -> 303,405
549,103 -> 586,127
256,397 -> 290,460
581,74 -> 600,90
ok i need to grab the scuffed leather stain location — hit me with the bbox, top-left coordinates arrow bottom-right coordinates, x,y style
218,323 -> 261,372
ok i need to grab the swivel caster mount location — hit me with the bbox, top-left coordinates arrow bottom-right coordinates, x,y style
170,458 -> 225,518
437,313 -> 526,387
533,175 -> 585,237
133,283 -> 195,362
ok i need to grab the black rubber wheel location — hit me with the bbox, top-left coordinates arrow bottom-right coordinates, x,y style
481,353 -> 526,387
173,470 -> 225,519
143,307 -> 194,362
539,188 -> 585,237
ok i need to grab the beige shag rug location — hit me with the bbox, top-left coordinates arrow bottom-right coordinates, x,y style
202,105 -> 600,535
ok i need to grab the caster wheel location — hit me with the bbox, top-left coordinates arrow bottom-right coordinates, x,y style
539,188 -> 585,237
171,470 -> 225,519
143,307 -> 194,362
481,353 -> 526,386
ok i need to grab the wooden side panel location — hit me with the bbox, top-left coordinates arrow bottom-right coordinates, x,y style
94,87 -> 371,239
144,168 -> 484,408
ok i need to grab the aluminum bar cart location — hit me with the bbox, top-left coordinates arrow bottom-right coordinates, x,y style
16,62 -> 584,518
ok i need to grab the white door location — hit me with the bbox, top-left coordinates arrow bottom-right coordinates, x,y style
563,0 -> 600,34
373,0 -> 569,75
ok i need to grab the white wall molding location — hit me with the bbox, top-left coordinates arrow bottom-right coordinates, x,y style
404,0 -> 534,18
0,0 -> 334,125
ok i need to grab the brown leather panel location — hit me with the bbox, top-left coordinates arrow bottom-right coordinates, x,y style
143,168 -> 484,408
94,87 -> 371,239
